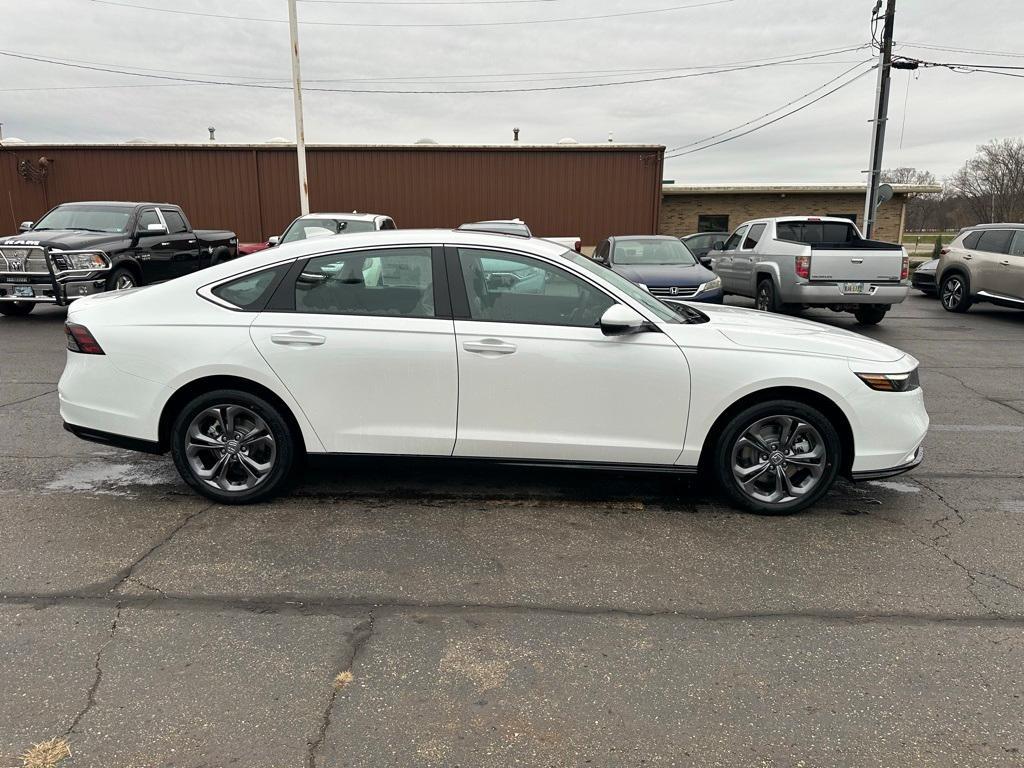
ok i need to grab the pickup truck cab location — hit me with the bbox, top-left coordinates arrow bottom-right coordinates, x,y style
712,216 -> 909,325
0,201 -> 237,315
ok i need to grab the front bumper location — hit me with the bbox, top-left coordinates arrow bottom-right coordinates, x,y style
0,277 -> 107,304
787,282 -> 910,306
850,445 -> 924,480
0,245 -> 112,306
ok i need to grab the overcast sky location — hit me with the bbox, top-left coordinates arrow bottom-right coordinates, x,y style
1,0 -> 1021,184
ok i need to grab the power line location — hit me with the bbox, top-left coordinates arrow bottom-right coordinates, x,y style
665,65 -> 876,159
86,0 -> 735,27
0,47 -> 868,95
895,41 -> 1024,60
665,59 -> 874,153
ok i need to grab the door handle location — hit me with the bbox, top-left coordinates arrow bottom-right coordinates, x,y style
851,257 -> 864,264
463,339 -> 517,355
270,331 -> 326,346
1000,260 -> 1011,266
964,254 -> 973,260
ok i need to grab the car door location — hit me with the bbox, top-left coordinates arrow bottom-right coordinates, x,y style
715,226 -> 748,293
159,208 -> 202,276
249,245 -> 459,455
734,222 -> 766,294
970,229 -> 1015,297
449,246 -> 691,465
132,207 -> 178,283
1004,230 -> 1024,300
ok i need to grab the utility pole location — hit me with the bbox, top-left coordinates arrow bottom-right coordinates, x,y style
863,0 -> 896,239
288,0 -> 310,215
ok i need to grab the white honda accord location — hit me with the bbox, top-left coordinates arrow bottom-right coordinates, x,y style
58,229 -> 928,514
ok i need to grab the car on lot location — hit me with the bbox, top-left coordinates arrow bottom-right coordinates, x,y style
0,202 -> 237,315
911,258 -> 938,296
712,216 -> 910,325
239,212 -> 398,255
458,219 -> 582,252
591,235 -> 722,304
59,229 -> 928,515
937,224 -> 1024,313
681,231 -> 729,266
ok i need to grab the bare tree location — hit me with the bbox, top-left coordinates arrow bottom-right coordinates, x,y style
947,138 -> 1024,224
882,167 -> 938,186
882,167 -> 940,231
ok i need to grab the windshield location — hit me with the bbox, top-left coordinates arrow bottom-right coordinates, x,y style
281,217 -> 376,243
33,204 -> 132,233
567,251 -> 691,324
612,238 -> 697,266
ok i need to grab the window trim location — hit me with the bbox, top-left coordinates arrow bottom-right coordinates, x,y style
445,244 -> 620,329
265,244 -> 448,319
198,257 -> 299,312
742,223 -> 766,251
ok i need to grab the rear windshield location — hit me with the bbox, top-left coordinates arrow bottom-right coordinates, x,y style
776,221 -> 858,244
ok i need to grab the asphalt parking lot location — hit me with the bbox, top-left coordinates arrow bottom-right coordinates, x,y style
1,294 -> 1022,767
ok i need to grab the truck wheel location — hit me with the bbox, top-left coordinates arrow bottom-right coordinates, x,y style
0,301 -> 35,316
940,273 -> 972,313
713,400 -> 841,515
755,278 -> 779,313
853,305 -> 888,325
106,267 -> 138,291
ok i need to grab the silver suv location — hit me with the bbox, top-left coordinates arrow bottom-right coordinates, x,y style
937,224 -> 1024,313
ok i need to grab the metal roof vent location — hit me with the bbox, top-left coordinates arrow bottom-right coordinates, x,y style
1,137 -> 27,145
557,137 -> 579,145
415,138 -> 439,144
266,137 -> 291,143
125,138 -> 154,144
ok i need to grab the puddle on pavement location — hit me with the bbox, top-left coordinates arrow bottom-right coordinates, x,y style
866,480 -> 920,494
45,460 -> 179,496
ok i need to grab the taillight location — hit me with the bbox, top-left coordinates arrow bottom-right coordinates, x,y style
901,255 -> 910,281
795,255 -> 811,279
65,322 -> 104,354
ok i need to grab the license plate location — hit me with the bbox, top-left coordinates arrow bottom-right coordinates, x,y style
13,286 -> 34,298
6,276 -> 28,284
840,282 -> 868,295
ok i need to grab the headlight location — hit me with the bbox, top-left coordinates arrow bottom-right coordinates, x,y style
64,252 -> 110,270
856,368 -> 920,392
696,276 -> 722,294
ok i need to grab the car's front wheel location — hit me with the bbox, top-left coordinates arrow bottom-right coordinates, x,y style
713,400 -> 841,515
170,389 -> 298,504
940,272 -> 972,313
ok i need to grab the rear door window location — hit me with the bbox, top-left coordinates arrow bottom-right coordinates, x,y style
161,209 -> 189,234
742,223 -> 766,250
976,229 -> 1014,254
212,264 -> 290,311
1009,231 -> 1024,257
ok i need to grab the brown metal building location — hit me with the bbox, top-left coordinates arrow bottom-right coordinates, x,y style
0,142 -> 665,245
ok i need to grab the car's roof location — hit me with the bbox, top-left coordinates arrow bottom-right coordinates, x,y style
231,229 -> 570,270
683,231 -> 729,237
59,201 -> 170,208
294,212 -> 385,221
959,222 -> 1024,231
610,235 -> 678,241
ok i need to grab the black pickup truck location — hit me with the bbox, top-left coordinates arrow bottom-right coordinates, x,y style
0,201 -> 237,315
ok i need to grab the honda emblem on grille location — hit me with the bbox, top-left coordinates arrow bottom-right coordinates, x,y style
670,286 -> 679,295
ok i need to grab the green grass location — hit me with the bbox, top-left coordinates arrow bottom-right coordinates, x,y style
901,231 -> 957,246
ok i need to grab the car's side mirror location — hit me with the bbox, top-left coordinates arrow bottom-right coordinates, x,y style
699,255 -> 713,268
140,223 -> 167,236
600,304 -> 649,336
712,241 -> 725,251
18,221 -> 33,232
267,236 -> 280,247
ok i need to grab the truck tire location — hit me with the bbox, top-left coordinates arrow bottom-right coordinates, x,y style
940,272 -> 972,313
853,305 -> 888,325
755,278 -> 780,313
0,301 -> 35,316
105,267 -> 139,291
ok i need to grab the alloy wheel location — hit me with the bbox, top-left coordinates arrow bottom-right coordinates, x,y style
730,415 -> 827,505
115,274 -> 136,290
756,286 -> 770,311
184,404 -> 277,492
941,277 -> 963,310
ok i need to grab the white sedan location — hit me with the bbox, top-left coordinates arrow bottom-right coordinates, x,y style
58,230 -> 928,514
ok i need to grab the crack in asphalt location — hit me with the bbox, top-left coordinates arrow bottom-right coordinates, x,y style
307,614 -> 374,768
933,369 -> 1024,421
0,388 -> 57,409
65,605 -> 121,737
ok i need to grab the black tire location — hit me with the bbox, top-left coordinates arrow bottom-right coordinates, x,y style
713,399 -> 842,515
171,389 -> 298,504
940,272 -> 972,313
755,278 -> 780,313
853,305 -> 888,325
106,266 -> 139,292
0,301 -> 35,316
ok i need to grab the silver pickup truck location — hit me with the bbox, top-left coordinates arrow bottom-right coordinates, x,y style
712,216 -> 910,325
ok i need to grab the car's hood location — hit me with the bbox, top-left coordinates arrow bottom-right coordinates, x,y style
612,263 -> 714,287
677,304 -> 907,362
0,230 -> 124,250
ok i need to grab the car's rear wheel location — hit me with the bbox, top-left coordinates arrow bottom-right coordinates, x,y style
0,301 -> 35,316
940,272 -> 972,313
171,389 -> 297,504
713,400 -> 841,515
853,305 -> 888,325
755,278 -> 780,313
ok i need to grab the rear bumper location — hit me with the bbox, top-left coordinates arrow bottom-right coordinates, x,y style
63,421 -> 164,454
786,282 -> 910,306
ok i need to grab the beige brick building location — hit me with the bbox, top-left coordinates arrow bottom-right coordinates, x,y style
659,183 -> 941,244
